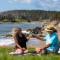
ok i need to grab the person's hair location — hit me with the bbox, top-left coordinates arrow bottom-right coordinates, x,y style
48,27 -> 57,33
53,29 -> 57,32
12,27 -> 22,37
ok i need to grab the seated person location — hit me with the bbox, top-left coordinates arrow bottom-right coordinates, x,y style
36,25 -> 59,54
10,28 -> 28,54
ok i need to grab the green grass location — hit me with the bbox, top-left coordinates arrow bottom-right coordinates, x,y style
0,47 -> 60,60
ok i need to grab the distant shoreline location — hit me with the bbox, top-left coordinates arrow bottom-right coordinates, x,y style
0,21 -> 42,24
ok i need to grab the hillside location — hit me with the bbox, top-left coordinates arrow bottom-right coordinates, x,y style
0,10 -> 60,22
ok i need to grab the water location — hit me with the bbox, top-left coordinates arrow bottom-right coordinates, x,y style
0,22 -> 43,47
0,22 -> 42,35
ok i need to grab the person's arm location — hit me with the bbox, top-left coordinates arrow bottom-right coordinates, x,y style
35,34 -> 45,41
27,34 -> 44,41
40,44 -> 50,51
14,36 -> 22,49
27,36 -> 31,40
40,34 -> 56,51
26,34 -> 32,40
23,34 -> 28,42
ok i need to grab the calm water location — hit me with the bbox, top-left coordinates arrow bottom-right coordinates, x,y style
0,22 -> 42,35
0,22 -> 43,47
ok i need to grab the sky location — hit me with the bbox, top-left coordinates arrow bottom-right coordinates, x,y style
0,0 -> 60,12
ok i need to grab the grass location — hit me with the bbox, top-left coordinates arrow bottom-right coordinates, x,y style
0,47 -> 60,60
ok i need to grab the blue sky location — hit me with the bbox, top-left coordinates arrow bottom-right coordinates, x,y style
0,0 -> 60,12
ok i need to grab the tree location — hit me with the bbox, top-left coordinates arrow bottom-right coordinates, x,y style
7,14 -> 15,22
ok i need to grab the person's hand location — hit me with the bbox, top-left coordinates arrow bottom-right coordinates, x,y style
36,48 -> 42,53
15,48 -> 23,54
39,48 -> 43,52
24,50 -> 28,53
22,48 -> 26,51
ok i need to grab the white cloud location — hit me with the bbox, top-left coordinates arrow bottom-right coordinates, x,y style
14,0 -> 32,3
